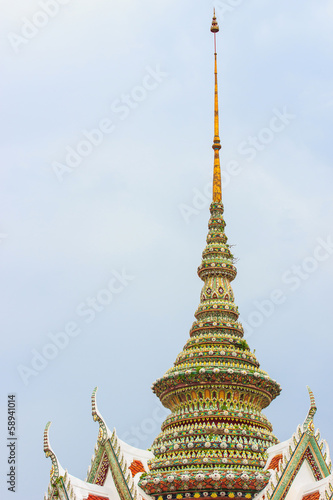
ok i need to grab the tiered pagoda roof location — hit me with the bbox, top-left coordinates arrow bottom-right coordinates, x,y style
137,11 -> 281,499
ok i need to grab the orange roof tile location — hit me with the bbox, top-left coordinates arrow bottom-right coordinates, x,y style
302,493 -> 320,500
84,495 -> 109,500
129,459 -> 146,477
267,453 -> 283,471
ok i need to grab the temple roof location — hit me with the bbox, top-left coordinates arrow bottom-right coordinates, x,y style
43,387 -> 333,500
85,496 -> 110,500
43,388 -> 153,500
302,493 -> 320,500
255,389 -> 332,500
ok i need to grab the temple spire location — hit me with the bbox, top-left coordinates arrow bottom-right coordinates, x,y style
139,15 -> 281,499
211,10 -> 222,203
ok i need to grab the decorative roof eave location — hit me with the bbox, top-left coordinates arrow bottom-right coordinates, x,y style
86,443 -> 109,486
58,471 -> 79,500
62,470 -> 112,500
258,389 -> 332,500
152,368 -> 281,403
299,471 -> 333,500
104,431 -> 138,500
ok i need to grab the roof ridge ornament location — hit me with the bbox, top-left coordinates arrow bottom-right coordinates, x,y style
43,421 -> 61,486
303,386 -> 317,434
91,387 -> 109,444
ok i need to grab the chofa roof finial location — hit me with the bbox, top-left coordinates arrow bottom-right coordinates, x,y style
303,386 -> 317,434
43,422 -> 61,485
91,387 -> 109,444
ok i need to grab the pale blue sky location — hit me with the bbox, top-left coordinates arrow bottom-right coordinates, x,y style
1,1 -> 333,499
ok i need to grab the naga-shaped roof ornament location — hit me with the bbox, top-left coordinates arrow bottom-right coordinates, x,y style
303,386 -> 317,435
91,386 -> 110,444
43,421 -> 61,486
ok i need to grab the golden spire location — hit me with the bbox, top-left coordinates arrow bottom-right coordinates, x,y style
211,9 -> 222,203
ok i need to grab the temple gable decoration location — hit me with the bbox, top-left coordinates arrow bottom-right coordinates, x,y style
43,388 -> 153,500
255,389 -> 332,500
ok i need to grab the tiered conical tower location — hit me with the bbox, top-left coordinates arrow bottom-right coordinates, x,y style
138,12 -> 281,499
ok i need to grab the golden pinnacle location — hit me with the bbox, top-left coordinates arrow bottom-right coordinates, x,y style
210,9 -> 219,33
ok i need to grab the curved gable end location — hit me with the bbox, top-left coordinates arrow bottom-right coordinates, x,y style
256,390 -> 332,500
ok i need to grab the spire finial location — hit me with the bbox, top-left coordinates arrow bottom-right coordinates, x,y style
211,10 -> 221,203
210,9 -> 219,33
